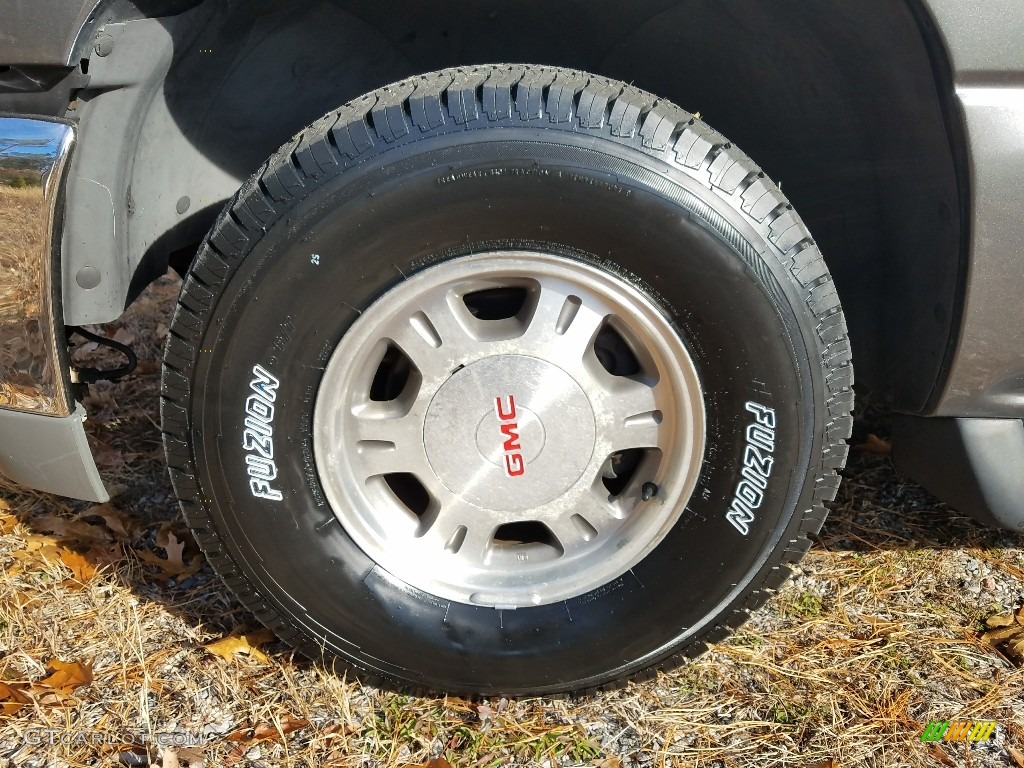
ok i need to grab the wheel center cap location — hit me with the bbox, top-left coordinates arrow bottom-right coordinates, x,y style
423,355 -> 596,513
474,405 -> 546,468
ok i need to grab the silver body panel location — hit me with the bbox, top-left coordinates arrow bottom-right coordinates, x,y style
1,0 -> 100,66
924,0 -> 1024,417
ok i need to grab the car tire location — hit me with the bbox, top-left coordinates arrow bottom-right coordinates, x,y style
162,64 -> 853,696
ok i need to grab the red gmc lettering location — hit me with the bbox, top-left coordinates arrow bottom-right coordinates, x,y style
495,395 -> 525,477
504,453 -> 525,476
500,422 -> 521,451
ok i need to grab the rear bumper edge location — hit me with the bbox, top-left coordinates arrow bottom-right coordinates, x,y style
0,403 -> 108,502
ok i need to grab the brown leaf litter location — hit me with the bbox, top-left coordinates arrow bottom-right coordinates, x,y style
203,629 -> 276,665
981,604 -> 1024,665
0,658 -> 93,714
135,522 -> 204,580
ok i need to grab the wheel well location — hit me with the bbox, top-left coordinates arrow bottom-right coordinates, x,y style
70,0 -> 963,413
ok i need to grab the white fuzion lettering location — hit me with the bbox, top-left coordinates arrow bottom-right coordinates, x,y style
726,401 -> 776,535
243,364 -> 283,501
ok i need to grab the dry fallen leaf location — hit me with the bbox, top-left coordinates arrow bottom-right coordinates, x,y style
174,748 -> 206,768
854,433 -> 891,454
92,444 -> 128,472
59,548 -> 97,583
8,533 -> 66,575
226,714 -> 309,743
112,327 -> 136,346
33,514 -> 113,546
6,592 -> 32,608
22,533 -> 64,552
0,682 -> 30,715
1010,636 -> 1024,663
85,542 -> 126,568
0,508 -> 17,535
204,630 -> 274,665
255,716 -> 309,741
320,722 -> 358,740
981,605 -> 1024,665
0,660 -> 94,712
162,530 -> 186,565
136,529 -> 203,580
926,743 -> 957,768
39,659 -> 93,694
84,503 -> 132,539
1007,745 -> 1024,768
135,361 -> 162,376
863,615 -> 904,637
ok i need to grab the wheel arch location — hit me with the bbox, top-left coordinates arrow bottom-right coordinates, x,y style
59,0 -> 964,413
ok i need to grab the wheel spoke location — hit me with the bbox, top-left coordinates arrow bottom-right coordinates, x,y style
354,439 -> 424,477
353,410 -> 422,445
350,408 -> 433,479
418,494 -> 494,565
546,490 -> 622,555
415,287 -> 471,344
523,283 -> 607,360
597,379 -> 663,451
378,287 -> 476,378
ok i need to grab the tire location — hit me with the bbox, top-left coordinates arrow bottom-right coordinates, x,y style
162,64 -> 853,696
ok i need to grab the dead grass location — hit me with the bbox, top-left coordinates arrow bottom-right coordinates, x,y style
1,273 -> 1022,768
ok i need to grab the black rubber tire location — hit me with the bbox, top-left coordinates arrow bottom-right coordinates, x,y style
162,64 -> 853,696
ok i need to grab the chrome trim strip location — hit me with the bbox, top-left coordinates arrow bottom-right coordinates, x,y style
0,117 -> 75,417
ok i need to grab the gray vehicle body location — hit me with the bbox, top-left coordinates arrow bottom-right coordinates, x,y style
1,0 -> 1022,527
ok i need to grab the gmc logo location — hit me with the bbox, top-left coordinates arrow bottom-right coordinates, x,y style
495,395 -> 525,477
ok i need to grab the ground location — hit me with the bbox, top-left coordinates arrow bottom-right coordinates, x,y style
0,270 -> 1022,768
